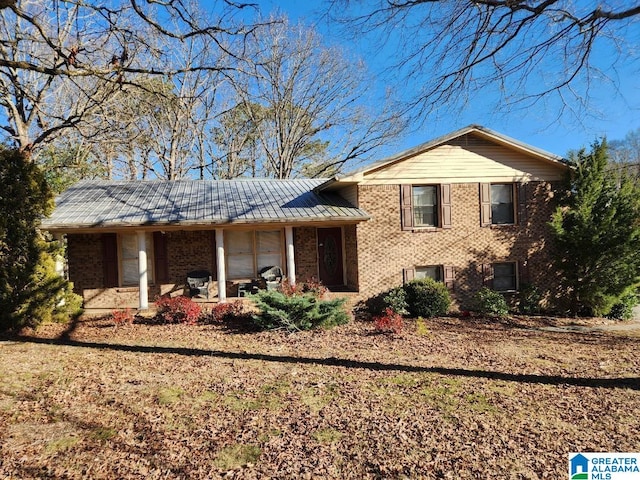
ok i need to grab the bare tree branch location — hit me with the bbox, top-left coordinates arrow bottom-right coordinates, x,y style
0,0 -> 261,156
327,0 -> 640,121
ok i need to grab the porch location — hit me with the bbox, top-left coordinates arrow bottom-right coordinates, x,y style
63,224 -> 359,310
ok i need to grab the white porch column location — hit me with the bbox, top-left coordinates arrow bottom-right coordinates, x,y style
137,230 -> 149,310
53,233 -> 65,278
216,228 -> 227,303
285,226 -> 296,286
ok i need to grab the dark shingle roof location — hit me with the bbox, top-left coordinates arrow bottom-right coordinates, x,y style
42,179 -> 369,231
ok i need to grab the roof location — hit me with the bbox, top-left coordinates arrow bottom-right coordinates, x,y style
318,124 -> 568,189
42,178 -> 369,232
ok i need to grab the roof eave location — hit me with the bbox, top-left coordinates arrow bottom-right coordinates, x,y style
41,214 -> 371,233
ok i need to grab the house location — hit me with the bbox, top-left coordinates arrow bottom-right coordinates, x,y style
42,125 -> 569,310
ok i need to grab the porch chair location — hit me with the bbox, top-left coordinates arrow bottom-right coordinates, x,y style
258,265 -> 284,291
187,270 -> 212,300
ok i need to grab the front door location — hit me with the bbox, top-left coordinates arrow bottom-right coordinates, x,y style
317,227 -> 344,287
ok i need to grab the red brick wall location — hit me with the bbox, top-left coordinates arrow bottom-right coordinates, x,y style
354,182 -> 559,309
67,231 -> 219,308
343,224 -> 359,290
293,226 -> 318,283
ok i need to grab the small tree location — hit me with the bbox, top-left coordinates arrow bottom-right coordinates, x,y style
550,139 -> 640,316
0,148 -> 81,330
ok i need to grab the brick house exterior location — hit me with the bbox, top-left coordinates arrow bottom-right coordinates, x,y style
43,125 -> 568,310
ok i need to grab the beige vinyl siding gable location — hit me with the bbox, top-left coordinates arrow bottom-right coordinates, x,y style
362,134 -> 566,184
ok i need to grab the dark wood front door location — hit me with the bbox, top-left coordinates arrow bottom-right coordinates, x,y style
317,227 -> 344,287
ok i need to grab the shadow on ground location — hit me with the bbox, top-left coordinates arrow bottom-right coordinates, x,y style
7,333 -> 639,391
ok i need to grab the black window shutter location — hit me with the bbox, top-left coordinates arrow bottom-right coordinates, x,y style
517,183 -> 527,225
153,232 -> 169,283
211,231 -> 217,281
518,260 -> 529,287
400,184 -> 413,231
102,233 -> 119,287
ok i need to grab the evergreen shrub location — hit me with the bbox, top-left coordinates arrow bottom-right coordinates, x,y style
474,287 -> 509,318
403,278 -> 451,318
606,289 -> 638,321
250,290 -> 348,332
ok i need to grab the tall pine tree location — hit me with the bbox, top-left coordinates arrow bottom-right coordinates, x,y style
550,139 -> 640,316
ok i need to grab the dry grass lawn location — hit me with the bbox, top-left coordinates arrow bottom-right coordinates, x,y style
1,315 -> 639,479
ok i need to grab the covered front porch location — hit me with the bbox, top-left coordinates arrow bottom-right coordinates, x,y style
58,223 -> 359,310
43,179 -> 367,310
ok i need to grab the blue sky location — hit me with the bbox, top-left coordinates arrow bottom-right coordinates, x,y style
247,0 -> 640,159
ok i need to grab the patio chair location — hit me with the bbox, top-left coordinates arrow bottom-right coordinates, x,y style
258,265 -> 284,291
187,270 -> 212,299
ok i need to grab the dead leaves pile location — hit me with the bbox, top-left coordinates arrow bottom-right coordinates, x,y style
0,315 -> 639,479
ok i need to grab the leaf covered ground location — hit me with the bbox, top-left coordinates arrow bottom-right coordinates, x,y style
1,315 -> 639,479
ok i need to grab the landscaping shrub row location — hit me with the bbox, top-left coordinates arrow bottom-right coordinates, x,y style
110,279 -> 349,332
110,278 -> 636,331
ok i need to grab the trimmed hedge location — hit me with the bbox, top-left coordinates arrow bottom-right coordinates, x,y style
403,278 -> 451,318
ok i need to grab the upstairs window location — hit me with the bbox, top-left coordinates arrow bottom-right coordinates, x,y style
401,184 -> 452,230
413,186 -> 438,227
491,184 -> 515,225
480,183 -> 526,226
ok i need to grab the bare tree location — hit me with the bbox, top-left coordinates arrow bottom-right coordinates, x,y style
326,1 -> 640,120
225,16 -> 403,179
609,127 -> 640,177
206,102 -> 262,179
0,0 -> 259,158
91,41 -> 222,181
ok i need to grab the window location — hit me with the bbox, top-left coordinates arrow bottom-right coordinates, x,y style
493,262 -> 517,292
225,229 -> 283,279
491,184 -> 514,224
415,265 -> 442,281
481,183 -> 525,226
403,265 -> 455,289
413,186 -> 438,227
119,233 -> 154,286
401,184 -> 452,230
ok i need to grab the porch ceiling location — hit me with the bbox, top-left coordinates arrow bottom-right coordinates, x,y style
42,179 -> 370,232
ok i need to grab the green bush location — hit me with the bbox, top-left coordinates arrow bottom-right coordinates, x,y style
474,287 -> 509,318
606,289 -> 638,321
403,278 -> 451,318
518,283 -> 542,314
382,286 -> 408,315
250,290 -> 349,332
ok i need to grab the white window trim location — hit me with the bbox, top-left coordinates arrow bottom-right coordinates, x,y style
412,185 -> 440,228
